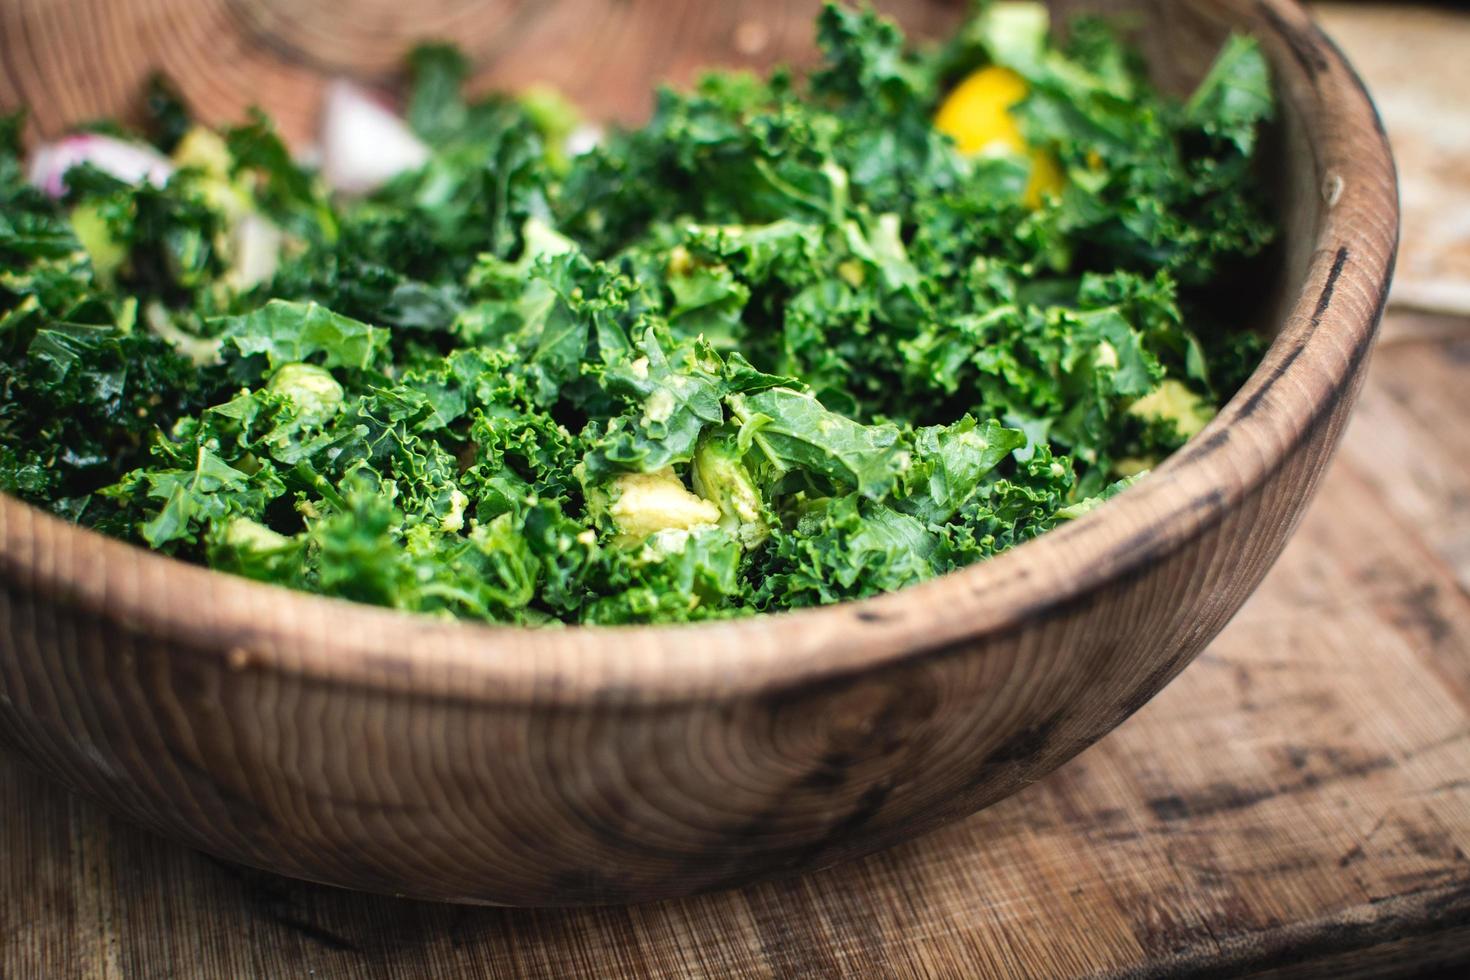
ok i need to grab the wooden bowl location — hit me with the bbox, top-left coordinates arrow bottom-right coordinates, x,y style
0,0 -> 1396,905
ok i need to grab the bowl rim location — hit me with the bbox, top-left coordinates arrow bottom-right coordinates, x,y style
0,0 -> 1398,706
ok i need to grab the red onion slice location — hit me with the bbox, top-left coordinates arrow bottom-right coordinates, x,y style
28,134 -> 175,198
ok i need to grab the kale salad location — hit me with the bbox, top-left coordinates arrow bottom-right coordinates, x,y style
0,4 -> 1276,625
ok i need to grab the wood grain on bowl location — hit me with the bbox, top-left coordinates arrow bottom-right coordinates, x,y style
0,0 -> 1397,905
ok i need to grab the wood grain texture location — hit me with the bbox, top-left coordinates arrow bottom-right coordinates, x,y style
4,319 -> 1468,977
0,0 -> 1399,905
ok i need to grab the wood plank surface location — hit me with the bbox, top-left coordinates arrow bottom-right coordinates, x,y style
1314,5 -> 1470,318
3,3 -> 1468,976
3,314 -> 1468,978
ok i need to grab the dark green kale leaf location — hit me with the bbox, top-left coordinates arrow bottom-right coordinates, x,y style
141,74 -> 194,154
899,417 -> 1028,524
1186,34 -> 1273,155
582,327 -> 727,479
752,494 -> 937,608
406,44 -> 473,144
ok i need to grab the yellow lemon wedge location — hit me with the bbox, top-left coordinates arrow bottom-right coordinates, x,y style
935,65 -> 1063,208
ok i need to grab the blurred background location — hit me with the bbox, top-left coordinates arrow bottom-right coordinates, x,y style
1,1 -> 1463,320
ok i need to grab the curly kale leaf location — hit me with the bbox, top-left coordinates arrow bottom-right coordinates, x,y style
730,387 -> 909,501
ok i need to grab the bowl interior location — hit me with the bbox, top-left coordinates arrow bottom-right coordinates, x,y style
0,0 -> 1392,696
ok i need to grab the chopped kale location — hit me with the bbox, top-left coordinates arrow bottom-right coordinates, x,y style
0,4 -> 1274,625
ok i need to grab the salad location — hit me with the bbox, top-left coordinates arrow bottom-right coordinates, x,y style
0,4 -> 1276,625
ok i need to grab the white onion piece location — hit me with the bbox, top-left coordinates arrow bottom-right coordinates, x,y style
228,212 -> 284,290
27,134 -> 174,198
320,79 -> 430,195
565,123 -> 604,159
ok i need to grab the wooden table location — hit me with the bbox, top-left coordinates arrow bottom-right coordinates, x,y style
5,7 -> 1470,979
